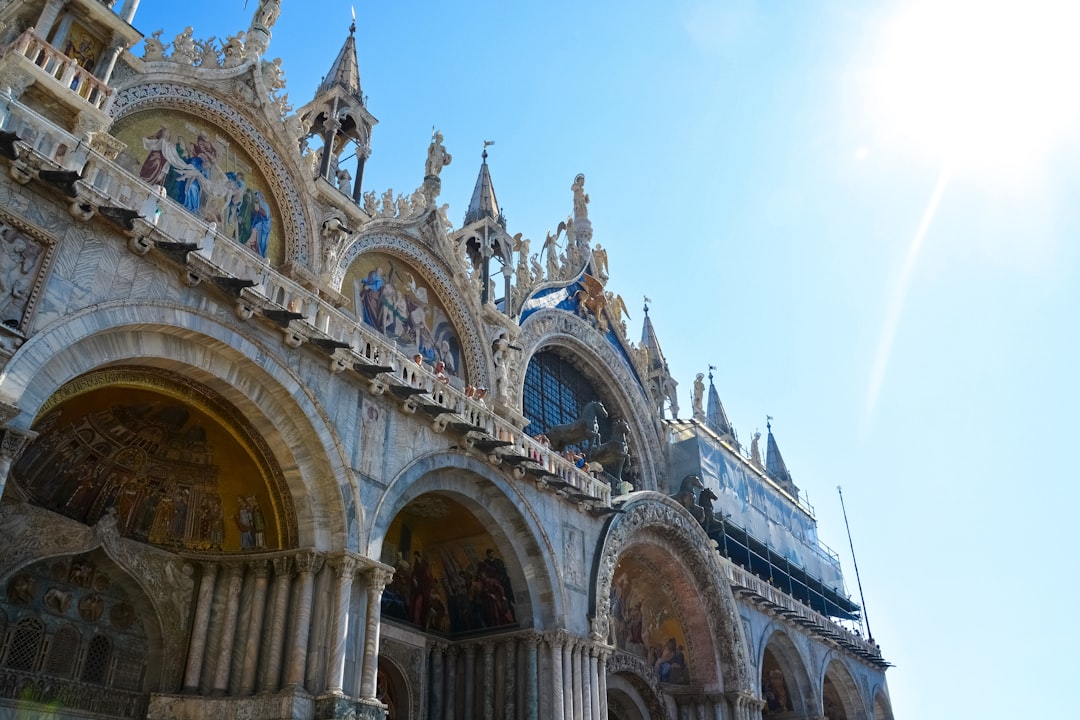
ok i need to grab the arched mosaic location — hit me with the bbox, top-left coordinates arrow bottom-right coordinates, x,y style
110,83 -> 310,267
11,366 -> 297,552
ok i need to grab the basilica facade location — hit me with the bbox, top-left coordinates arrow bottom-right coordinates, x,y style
0,2 -> 893,719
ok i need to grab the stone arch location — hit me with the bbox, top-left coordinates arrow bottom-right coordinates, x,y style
606,668 -> 664,720
0,545 -> 168,703
594,493 -> 754,696
376,653 -> 412,720
367,450 -> 563,630
109,82 -> 314,267
0,300 -> 353,552
758,625 -> 815,717
872,687 -> 895,720
820,655 -> 867,720
516,309 -> 665,491
337,233 -> 488,389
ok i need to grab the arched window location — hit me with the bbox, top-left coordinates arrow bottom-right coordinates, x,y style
4,616 -> 44,671
44,624 -> 81,678
523,350 -> 609,442
81,634 -> 112,685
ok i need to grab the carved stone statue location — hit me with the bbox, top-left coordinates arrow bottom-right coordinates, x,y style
196,36 -> 220,68
143,30 -> 167,62
170,27 -> 197,65
254,0 -> 282,30
335,166 -> 352,196
692,373 -> 705,419
221,32 -> 246,68
749,431 -> 762,468
425,131 -> 451,178
263,57 -> 286,92
362,190 -> 378,216
572,173 -> 589,221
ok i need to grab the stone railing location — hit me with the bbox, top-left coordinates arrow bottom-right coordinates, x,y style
8,28 -> 113,110
0,98 -> 613,509
725,563 -> 884,663
0,667 -> 147,718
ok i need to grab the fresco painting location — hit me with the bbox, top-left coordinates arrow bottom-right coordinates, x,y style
610,557 -> 691,684
113,111 -> 283,264
12,384 -> 283,554
344,252 -> 463,380
381,497 -> 516,635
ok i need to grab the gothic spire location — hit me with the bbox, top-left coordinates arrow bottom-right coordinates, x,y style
317,19 -> 363,103
639,299 -> 667,372
765,418 -> 796,494
705,366 -> 734,437
464,142 -> 504,227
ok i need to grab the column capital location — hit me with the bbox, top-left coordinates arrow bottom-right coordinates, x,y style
0,426 -> 36,460
250,559 -> 271,578
330,553 -> 359,578
271,555 -> 293,577
364,566 -> 392,591
294,550 -> 324,575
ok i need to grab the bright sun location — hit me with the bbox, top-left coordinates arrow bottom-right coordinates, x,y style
869,0 -> 1080,172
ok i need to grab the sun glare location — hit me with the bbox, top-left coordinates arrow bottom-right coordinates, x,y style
869,0 -> 1080,172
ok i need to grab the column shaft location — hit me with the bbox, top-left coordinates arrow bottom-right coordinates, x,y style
482,642 -> 495,720
548,635 -> 565,720
182,563 -> 218,691
358,568 -> 389,698
238,561 -> 270,695
284,552 -> 323,688
326,555 -> 357,694
211,563 -> 245,694
259,557 -> 293,692
525,636 -> 538,720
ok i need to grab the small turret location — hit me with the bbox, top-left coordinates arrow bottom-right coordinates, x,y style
456,142 -> 514,308
293,17 -> 377,202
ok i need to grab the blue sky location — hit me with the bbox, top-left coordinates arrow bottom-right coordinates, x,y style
134,2 -> 1080,716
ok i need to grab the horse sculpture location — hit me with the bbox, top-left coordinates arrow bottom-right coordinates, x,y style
672,474 -> 705,524
588,418 -> 631,480
546,400 -> 608,451
697,487 -> 718,530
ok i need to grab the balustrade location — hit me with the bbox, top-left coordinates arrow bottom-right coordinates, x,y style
9,29 -> 113,110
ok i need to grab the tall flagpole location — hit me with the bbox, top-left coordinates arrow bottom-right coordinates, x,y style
837,485 -> 873,642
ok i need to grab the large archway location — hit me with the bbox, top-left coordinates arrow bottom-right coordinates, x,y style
759,627 -> 814,718
595,493 -> 756,715
821,658 -> 866,720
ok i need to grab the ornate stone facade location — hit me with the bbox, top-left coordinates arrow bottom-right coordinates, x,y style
0,3 -> 892,720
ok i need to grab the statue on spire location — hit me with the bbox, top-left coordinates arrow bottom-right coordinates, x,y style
571,173 -> 589,221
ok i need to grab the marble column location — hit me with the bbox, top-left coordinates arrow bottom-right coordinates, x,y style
95,36 -> 127,86
463,643 -> 476,719
525,634 -> 539,720
571,641 -> 584,720
182,562 -> 219,692
211,562 -> 244,694
443,647 -> 458,720
562,636 -> 573,720
429,642 -> 445,720
285,551 -> 324,689
501,638 -> 515,720
597,649 -> 609,719
588,645 -> 600,720
547,633 -> 565,720
259,556 -> 293,692
481,641 -> 495,719
36,0 -> 67,38
326,554 -> 358,694
238,560 -> 270,695
358,568 -> 390,698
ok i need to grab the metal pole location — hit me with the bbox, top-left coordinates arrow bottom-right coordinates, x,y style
838,483 -> 872,643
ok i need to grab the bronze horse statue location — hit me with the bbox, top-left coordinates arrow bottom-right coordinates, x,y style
547,400 -> 608,451
672,474 -> 705,524
588,418 -> 631,479
698,487 -> 718,530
